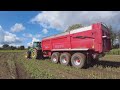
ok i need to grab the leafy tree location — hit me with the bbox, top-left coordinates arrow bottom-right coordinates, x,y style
108,25 -> 117,48
66,24 -> 83,32
2,44 -> 9,50
18,46 -> 25,50
10,46 -> 17,50
0,48 -> 2,50
1,44 -> 25,50
28,46 -> 30,49
116,30 -> 120,48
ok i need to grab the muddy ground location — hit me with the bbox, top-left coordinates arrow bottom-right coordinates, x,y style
0,52 -> 31,79
0,52 -> 120,79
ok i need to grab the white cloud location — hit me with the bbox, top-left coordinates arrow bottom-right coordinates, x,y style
27,37 -> 40,47
31,11 -> 120,31
31,11 -> 63,30
0,25 -> 22,45
4,31 -> 22,44
23,33 -> 42,38
23,33 -> 42,47
0,25 -> 5,43
42,28 -> 48,34
0,45 -> 2,47
32,38 -> 39,43
23,33 -> 33,38
11,23 -> 25,32
27,42 -> 31,47
35,34 -> 42,38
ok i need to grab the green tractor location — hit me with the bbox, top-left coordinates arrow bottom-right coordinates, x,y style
25,42 -> 42,59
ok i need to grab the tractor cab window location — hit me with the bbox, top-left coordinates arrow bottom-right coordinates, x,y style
33,42 -> 41,48
33,42 -> 38,48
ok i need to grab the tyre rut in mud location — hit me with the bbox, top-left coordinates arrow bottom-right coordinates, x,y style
0,52 -> 31,79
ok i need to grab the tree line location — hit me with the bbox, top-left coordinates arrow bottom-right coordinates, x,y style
0,44 -> 25,50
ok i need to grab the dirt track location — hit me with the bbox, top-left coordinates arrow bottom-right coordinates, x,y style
0,52 -> 31,79
0,52 -> 120,79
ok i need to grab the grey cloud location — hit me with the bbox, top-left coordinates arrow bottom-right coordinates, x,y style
31,11 -> 120,31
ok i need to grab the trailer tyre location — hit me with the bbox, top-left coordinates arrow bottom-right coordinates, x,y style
71,53 -> 86,69
60,53 -> 71,66
51,52 -> 60,64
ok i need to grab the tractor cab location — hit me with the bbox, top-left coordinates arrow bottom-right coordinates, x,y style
33,42 -> 41,50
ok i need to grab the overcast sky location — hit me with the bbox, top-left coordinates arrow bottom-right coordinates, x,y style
0,11 -> 120,47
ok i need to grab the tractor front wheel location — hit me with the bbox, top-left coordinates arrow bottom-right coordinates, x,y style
25,51 -> 31,59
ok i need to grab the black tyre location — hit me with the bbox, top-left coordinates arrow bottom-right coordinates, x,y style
38,50 -> 43,59
31,49 -> 39,59
25,51 -> 31,59
60,52 -> 71,66
51,52 -> 60,64
71,53 -> 86,69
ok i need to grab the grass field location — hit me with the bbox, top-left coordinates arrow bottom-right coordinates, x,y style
107,49 -> 120,55
0,51 -> 120,79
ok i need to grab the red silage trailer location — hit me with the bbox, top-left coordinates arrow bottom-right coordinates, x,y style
41,22 -> 111,68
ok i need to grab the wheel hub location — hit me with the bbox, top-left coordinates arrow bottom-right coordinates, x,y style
53,57 -> 57,62
32,52 -> 35,57
74,59 -> 81,66
62,58 -> 67,63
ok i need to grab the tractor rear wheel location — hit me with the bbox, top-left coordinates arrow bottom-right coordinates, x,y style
31,49 -> 39,59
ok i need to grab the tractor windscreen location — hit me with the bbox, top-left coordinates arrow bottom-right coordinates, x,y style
33,42 -> 39,48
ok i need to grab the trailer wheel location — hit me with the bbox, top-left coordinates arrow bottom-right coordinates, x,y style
60,52 -> 71,66
71,53 -> 86,69
51,52 -> 60,64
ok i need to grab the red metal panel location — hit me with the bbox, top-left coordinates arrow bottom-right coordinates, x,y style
41,23 -> 111,56
42,39 -> 51,50
51,35 -> 71,49
70,30 -> 94,49
93,23 -> 102,53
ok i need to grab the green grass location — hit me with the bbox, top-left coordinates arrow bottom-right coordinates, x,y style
17,58 -> 58,79
106,49 -> 120,55
16,53 -> 120,79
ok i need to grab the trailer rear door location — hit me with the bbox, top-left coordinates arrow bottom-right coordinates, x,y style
101,24 -> 111,52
